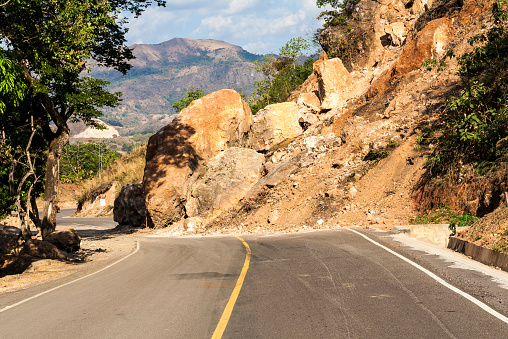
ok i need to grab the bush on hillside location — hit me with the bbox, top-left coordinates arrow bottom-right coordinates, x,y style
427,1 -> 508,174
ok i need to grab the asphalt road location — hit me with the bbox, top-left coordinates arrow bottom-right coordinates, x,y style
56,208 -> 117,230
1,229 -> 508,338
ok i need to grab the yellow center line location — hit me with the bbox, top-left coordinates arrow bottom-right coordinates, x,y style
211,236 -> 251,339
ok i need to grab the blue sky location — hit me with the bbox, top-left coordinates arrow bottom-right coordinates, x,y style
124,0 -> 331,55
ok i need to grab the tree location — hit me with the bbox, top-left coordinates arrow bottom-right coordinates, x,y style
172,87 -> 207,113
0,0 -> 164,238
316,0 -> 360,28
60,142 -> 121,183
250,37 -> 313,113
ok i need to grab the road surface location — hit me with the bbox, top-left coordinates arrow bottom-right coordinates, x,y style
1,228 -> 507,338
56,208 -> 117,230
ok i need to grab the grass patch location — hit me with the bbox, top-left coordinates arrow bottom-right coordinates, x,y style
413,206 -> 461,225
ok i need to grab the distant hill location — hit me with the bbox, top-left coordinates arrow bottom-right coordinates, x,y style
90,38 -> 265,136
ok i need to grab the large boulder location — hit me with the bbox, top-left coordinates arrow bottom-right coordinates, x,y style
314,58 -> 353,110
143,89 -> 253,228
186,147 -> 265,219
114,183 -> 146,227
44,228 -> 81,252
250,102 -> 302,152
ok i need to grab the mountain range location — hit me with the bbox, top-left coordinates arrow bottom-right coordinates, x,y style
90,38 -> 265,136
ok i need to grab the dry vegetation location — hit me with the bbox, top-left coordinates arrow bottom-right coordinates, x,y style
75,144 -> 146,205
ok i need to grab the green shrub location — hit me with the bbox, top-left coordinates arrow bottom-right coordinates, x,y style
249,37 -> 313,114
449,214 -> 479,235
172,87 -> 207,113
426,1 -> 508,174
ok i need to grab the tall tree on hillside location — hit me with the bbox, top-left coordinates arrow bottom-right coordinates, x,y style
0,0 -> 165,238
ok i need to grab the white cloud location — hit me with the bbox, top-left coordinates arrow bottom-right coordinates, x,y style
242,41 -> 269,54
223,0 -> 260,15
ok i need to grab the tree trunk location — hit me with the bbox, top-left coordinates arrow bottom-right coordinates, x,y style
40,130 -> 69,239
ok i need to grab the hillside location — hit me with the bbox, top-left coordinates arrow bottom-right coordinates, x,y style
73,1 -> 508,254
90,38 -> 264,136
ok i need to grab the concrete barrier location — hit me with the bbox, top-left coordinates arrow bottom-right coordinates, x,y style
448,237 -> 508,272
390,224 -> 451,247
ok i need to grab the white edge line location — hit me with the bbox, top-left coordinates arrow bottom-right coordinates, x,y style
0,241 -> 140,314
348,229 -> 508,324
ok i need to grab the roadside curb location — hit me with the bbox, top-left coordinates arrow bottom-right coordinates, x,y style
448,237 -> 508,273
390,224 -> 450,248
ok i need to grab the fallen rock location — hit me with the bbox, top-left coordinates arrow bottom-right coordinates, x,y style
369,17 -> 453,97
44,228 -> 81,252
245,153 -> 303,199
114,183 -> 146,227
297,92 -> 321,115
21,239 -> 67,260
384,22 -> 406,46
143,89 -> 253,228
314,58 -> 352,110
186,147 -> 265,218
250,102 -> 302,151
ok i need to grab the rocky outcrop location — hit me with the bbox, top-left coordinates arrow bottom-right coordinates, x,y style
75,182 -> 118,218
368,16 -> 453,98
318,1 -> 382,72
143,89 -> 253,228
114,183 -> 146,227
250,102 -> 302,151
415,164 -> 508,218
186,148 -> 265,218
44,228 -> 81,252
73,119 -> 120,139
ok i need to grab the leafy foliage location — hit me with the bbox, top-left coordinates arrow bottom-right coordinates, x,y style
249,37 -> 313,114
427,1 -> 508,174
60,142 -> 121,183
171,87 -> 207,113
0,51 -> 45,218
0,50 -> 27,114
449,214 -> 479,235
